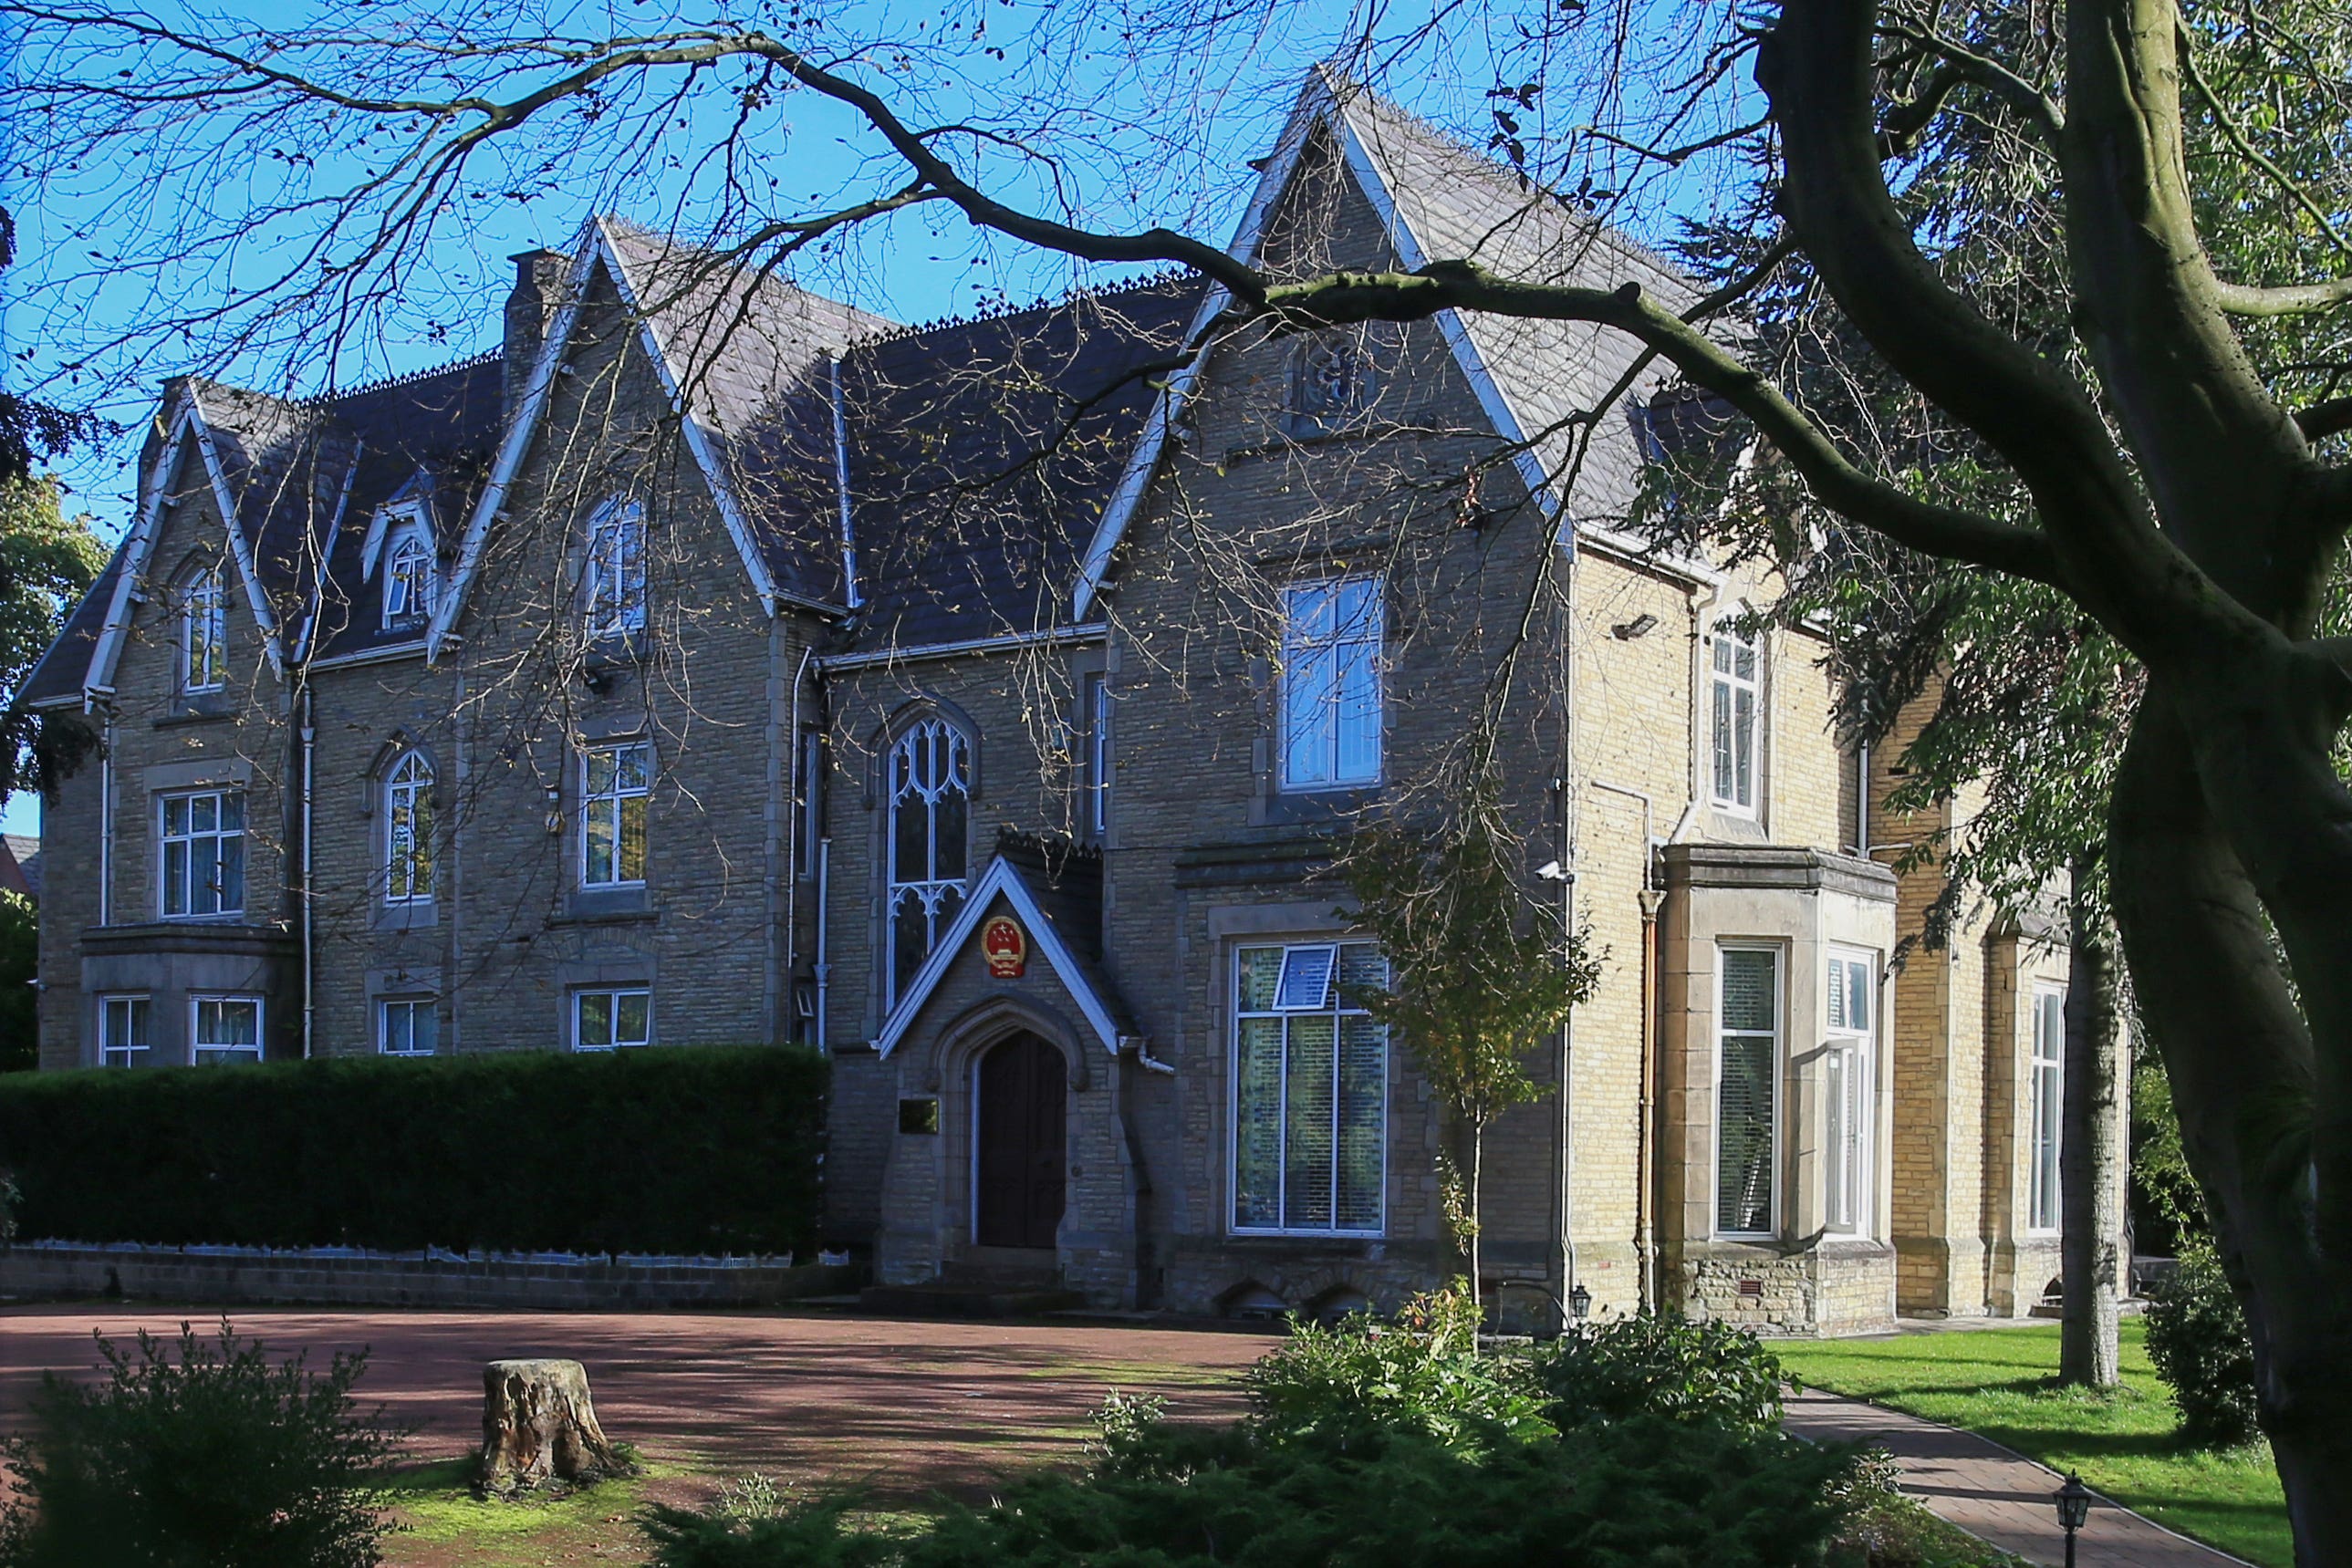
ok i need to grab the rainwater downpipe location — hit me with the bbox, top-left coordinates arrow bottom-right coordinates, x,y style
300,691 -> 317,1060
1591,777 -> 1660,1314
1855,738 -> 1872,857
814,836 -> 833,1053
97,714 -> 114,928
781,641 -> 814,1036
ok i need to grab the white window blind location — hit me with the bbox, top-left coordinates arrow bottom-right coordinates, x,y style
1825,950 -> 1876,1233
1716,946 -> 1779,1235
1233,942 -> 1387,1235
100,996 -> 150,1068
192,995 -> 262,1064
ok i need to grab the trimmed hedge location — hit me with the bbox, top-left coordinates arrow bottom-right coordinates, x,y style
0,1045 -> 825,1257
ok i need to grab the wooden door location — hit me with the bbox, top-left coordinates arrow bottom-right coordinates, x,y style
974,1033 -> 1067,1249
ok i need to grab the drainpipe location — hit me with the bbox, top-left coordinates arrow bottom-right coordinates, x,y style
779,640 -> 814,1039
300,691 -> 316,1059
1855,738 -> 1872,857
97,713 -> 114,928
814,836 -> 832,1052
1592,778 -> 1659,1314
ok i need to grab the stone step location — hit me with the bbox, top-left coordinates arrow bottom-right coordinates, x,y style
859,1281 -> 1084,1318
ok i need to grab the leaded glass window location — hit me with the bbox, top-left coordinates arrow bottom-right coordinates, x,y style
887,720 -> 971,1003
1233,941 -> 1387,1235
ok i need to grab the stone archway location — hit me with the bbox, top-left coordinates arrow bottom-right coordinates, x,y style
973,1032 -> 1067,1250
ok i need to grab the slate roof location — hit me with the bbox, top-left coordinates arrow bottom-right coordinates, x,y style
1330,84 -> 1703,519
0,835 -> 37,899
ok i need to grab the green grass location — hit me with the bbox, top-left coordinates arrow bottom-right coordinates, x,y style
382,1454 -> 682,1565
1776,1320 -> 2286,1568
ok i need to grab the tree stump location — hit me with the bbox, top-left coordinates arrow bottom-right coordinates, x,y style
476,1358 -> 632,1498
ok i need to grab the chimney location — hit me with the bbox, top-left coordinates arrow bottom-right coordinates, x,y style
504,248 -> 570,423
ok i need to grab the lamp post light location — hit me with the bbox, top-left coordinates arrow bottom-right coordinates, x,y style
2054,1472 -> 2093,1567
1567,1283 -> 1592,1324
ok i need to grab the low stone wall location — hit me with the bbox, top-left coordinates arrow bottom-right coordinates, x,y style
0,1240 -> 862,1312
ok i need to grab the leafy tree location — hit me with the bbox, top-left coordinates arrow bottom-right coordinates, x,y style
1339,805 -> 1601,1302
0,477 -> 109,801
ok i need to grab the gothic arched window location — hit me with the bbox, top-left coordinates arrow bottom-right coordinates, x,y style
180,566 -> 226,693
384,533 -> 434,627
383,751 -> 434,903
886,719 -> 971,1003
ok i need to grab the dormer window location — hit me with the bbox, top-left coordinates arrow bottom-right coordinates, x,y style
383,532 -> 434,628
585,499 -> 647,636
179,566 -> 226,693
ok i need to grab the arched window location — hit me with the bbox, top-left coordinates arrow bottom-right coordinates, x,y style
384,752 -> 434,903
584,499 -> 647,635
180,566 -> 226,692
886,719 -> 971,1003
383,533 -> 434,627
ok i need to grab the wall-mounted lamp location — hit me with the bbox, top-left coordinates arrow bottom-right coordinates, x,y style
1612,614 -> 1660,640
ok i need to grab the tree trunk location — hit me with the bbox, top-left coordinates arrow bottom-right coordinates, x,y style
477,1358 -> 631,1498
2059,861 -> 2122,1388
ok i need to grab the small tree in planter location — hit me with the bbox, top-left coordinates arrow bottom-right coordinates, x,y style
1340,804 -> 1601,1308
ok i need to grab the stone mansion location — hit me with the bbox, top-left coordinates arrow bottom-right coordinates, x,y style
18,74 -> 2096,1332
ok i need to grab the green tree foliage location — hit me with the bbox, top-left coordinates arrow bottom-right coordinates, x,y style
0,891 -> 35,1072
2146,1244 -> 2264,1449
0,476 -> 109,802
0,1321 -> 401,1568
1338,809 -> 1601,1295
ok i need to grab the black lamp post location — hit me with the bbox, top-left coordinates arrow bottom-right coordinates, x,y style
1567,1282 -> 1592,1324
2055,1472 -> 2092,1567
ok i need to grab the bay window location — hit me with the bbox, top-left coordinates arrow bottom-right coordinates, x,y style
1232,941 -> 1388,1235
1716,945 -> 1780,1236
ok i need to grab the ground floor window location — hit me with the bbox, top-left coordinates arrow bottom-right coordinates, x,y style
1232,941 -> 1387,1235
1825,949 -> 1876,1233
2029,983 -> 2066,1231
573,987 -> 651,1051
191,995 -> 263,1064
99,995 -> 150,1067
379,997 -> 438,1056
1715,945 -> 1780,1236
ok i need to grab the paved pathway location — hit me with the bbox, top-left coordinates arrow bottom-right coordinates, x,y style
1785,1386 -> 2253,1567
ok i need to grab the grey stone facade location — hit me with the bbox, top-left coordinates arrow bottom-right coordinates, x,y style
20,73 -> 2109,1332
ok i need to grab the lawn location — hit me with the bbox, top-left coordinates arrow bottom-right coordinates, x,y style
1776,1320 -> 2286,1568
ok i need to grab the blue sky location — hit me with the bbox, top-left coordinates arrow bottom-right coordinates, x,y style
0,0 -> 1746,837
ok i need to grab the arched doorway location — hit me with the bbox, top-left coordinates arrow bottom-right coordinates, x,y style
973,1032 -> 1067,1250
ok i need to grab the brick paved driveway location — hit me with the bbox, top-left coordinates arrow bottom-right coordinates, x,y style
0,1304 -> 1269,1492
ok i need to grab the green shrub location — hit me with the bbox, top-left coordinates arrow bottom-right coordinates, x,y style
0,891 -> 35,1074
2144,1241 -> 2261,1447
640,1480 -> 898,1568
0,1320 -> 401,1568
0,1044 -> 825,1256
1528,1313 -> 1786,1437
1244,1284 -> 1556,1450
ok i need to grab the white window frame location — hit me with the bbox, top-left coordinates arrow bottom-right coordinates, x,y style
99,994 -> 151,1068
1708,616 -> 1763,815
584,498 -> 648,636
159,787 -> 245,918
190,994 -> 264,1064
377,996 -> 438,1056
1824,947 -> 1878,1235
2028,982 -> 2067,1233
1713,943 -> 1782,1239
572,987 -> 652,1051
885,719 -> 973,1006
1229,940 -> 1389,1239
382,530 -> 435,628
383,751 -> 434,904
579,742 -> 650,888
180,566 -> 227,693
1277,576 -> 1384,792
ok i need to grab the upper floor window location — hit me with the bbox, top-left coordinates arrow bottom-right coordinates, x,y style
1709,618 -> 1762,814
383,533 -> 434,628
1233,941 -> 1389,1235
584,499 -> 647,636
160,788 -> 245,918
581,742 -> 650,888
180,566 -> 227,693
383,752 -> 434,903
1079,672 -> 1112,838
2029,984 -> 2066,1231
1825,949 -> 1877,1234
1715,944 -> 1779,1237
1279,577 -> 1383,791
886,719 -> 971,1004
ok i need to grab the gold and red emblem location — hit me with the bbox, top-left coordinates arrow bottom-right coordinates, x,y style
982,914 -> 1027,979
